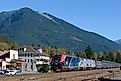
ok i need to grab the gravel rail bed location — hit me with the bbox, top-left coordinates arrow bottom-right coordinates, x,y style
0,68 -> 120,81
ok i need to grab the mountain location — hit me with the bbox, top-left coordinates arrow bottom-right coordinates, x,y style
0,7 -> 121,52
115,39 -> 121,45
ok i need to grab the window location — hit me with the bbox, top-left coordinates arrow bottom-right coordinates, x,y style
64,56 -> 72,66
13,54 -> 15,59
31,59 -> 33,63
25,59 -> 26,62
28,59 -> 29,63
28,53 -> 29,57
25,53 -> 27,57
70,58 -> 80,66
31,53 -> 32,57
36,59 -> 39,61
31,64 -> 33,70
3,66 -> 5,70
53,55 -> 61,62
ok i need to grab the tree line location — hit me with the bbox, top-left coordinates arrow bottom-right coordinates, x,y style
0,35 -> 17,50
80,45 -> 121,63
42,45 -> 121,63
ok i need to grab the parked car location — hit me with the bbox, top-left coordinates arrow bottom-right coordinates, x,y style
0,70 -> 8,75
15,68 -> 22,73
0,70 -> 5,75
5,70 -> 17,75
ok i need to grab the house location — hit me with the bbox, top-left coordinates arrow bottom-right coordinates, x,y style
18,46 -> 38,72
18,46 -> 50,72
0,50 -> 22,70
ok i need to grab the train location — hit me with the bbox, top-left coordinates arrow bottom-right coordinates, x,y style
50,54 -> 121,72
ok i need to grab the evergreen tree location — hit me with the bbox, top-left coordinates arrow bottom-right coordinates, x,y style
115,53 -> 121,63
106,51 -> 116,62
92,53 -> 97,60
85,45 -> 94,59
97,52 -> 106,61
79,52 -> 86,58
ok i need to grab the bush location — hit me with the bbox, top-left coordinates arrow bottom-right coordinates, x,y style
37,64 -> 49,73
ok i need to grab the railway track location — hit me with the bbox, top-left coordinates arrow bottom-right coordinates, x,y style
32,69 -> 115,81
0,68 -> 120,81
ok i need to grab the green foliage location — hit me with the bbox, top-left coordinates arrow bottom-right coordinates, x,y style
91,53 -> 97,60
97,52 -> 106,61
115,53 -> 121,63
0,35 -> 17,50
78,48 -> 121,63
42,46 -> 74,58
85,45 -> 94,59
106,51 -> 116,62
79,52 -> 86,58
97,50 -> 121,63
36,64 -> 49,73
105,50 -> 121,63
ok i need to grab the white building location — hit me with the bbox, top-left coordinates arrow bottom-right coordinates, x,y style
18,46 -> 50,72
0,50 -> 20,70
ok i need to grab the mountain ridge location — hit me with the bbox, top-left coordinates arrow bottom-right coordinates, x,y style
0,7 -> 121,52
115,39 -> 121,45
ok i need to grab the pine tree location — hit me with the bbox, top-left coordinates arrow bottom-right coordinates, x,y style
79,52 -> 86,58
116,53 -> 121,63
85,45 -> 94,59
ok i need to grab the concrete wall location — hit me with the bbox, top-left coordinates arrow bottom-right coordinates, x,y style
10,50 -> 18,60
2,61 -> 6,70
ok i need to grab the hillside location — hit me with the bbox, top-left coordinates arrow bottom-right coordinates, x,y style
0,35 -> 17,50
0,7 -> 121,52
115,39 -> 121,45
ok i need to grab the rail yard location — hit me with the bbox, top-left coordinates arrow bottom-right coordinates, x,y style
0,68 -> 121,81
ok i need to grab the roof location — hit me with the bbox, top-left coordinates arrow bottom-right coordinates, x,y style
10,59 -> 25,63
39,52 -> 49,57
0,59 -> 4,62
18,46 -> 39,53
0,50 -> 9,57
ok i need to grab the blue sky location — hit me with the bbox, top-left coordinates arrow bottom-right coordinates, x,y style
0,0 -> 121,40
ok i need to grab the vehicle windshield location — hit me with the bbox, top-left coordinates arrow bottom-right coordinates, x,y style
10,71 -> 14,72
64,56 -> 72,66
5,71 -> 9,73
52,55 -> 61,62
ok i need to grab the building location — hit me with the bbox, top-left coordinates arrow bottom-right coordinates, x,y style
0,50 -> 21,70
18,46 -> 50,72
18,46 -> 38,72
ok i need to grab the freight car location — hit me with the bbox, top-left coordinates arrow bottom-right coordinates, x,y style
50,54 -> 121,72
